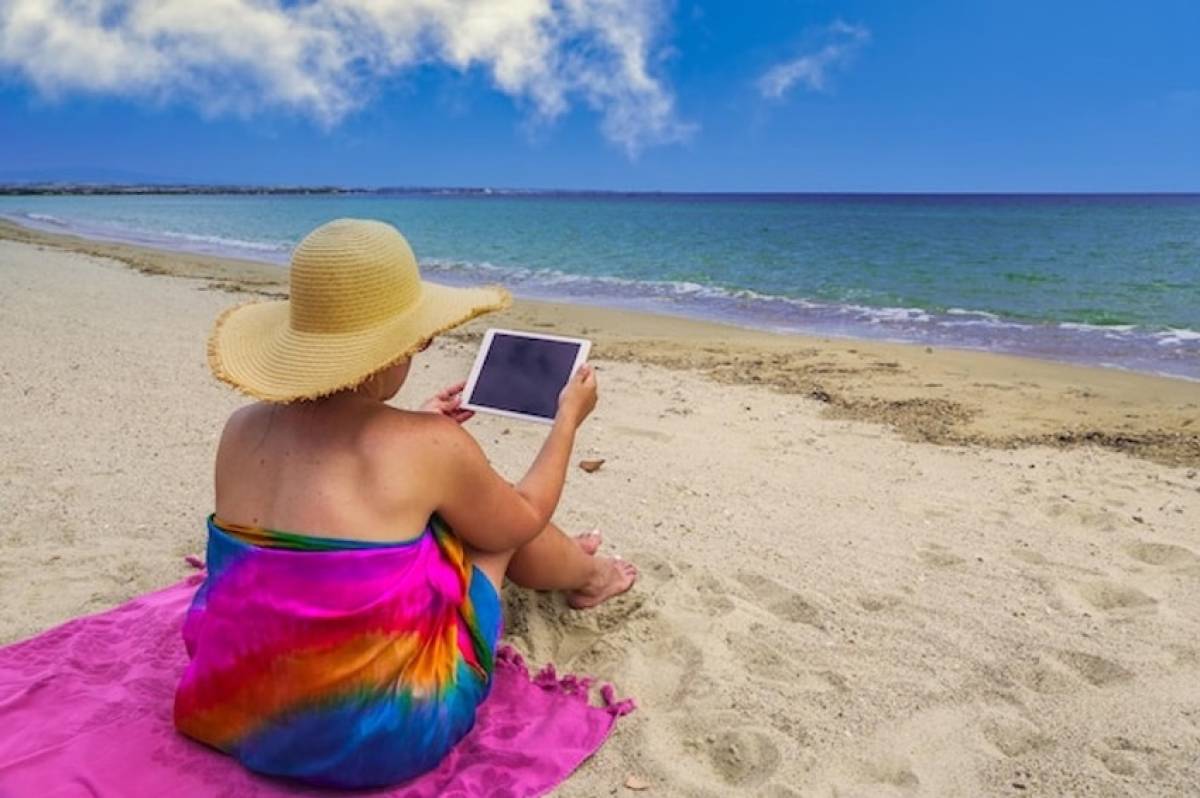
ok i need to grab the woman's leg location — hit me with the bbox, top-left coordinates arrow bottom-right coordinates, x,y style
468,521 -> 637,609
505,521 -> 602,590
509,520 -> 638,608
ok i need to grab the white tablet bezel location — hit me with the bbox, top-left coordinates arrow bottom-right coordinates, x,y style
461,328 -> 592,425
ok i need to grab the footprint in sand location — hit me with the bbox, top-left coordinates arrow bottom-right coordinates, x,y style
1042,499 -> 1071,519
981,715 -> 1052,758
734,571 -> 824,629
1125,541 -> 1198,568
988,651 -> 1130,695
637,634 -> 706,704
567,605 -> 710,705
857,593 -> 903,613
917,543 -> 966,568
1103,736 -> 1158,754
1094,747 -> 1139,777
860,755 -> 921,792
1055,649 -> 1134,687
1010,547 -> 1050,566
1074,580 -> 1156,613
655,715 -> 787,791
623,548 -> 675,593
729,624 -> 848,693
689,571 -> 736,616
699,726 -> 783,788
728,628 -> 794,685
642,633 -> 706,704
1002,656 -> 1080,695
1092,737 -> 1157,777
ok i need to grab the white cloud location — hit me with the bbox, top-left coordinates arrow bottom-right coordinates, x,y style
0,0 -> 692,155
758,20 -> 869,100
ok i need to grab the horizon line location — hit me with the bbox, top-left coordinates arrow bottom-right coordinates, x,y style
2,183 -> 1199,197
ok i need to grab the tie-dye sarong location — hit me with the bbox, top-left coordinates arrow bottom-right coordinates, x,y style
173,515 -> 502,789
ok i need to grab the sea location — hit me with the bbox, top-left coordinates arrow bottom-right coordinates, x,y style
3,192 -> 1198,380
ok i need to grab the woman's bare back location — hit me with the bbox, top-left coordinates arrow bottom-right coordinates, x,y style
214,395 -> 444,543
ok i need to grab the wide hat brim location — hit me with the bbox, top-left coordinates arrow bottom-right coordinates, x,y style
209,281 -> 511,402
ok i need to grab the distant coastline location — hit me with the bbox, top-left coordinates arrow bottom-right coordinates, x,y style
2,183 -> 1199,199
0,183 -> 359,197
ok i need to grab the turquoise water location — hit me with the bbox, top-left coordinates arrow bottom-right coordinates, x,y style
3,193 -> 1198,379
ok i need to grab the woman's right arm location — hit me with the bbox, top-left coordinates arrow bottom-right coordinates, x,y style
432,365 -> 597,552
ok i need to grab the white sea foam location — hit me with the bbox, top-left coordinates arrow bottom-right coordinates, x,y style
1059,322 -> 1137,333
937,318 -> 1027,330
424,258 -> 820,307
946,307 -> 1001,319
1154,328 -> 1200,346
429,259 -> 947,326
154,229 -> 289,253
854,305 -> 933,324
431,259 -> 943,324
417,258 -> 1200,354
25,212 -> 68,226
7,211 -> 290,259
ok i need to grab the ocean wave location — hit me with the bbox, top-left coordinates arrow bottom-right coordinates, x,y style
1155,328 -> 1200,346
5,211 -> 292,261
153,228 -> 290,253
423,257 -> 819,306
946,308 -> 1002,319
25,212 -> 68,226
423,257 -> 946,317
422,257 -> 1200,343
1059,322 -> 1138,333
855,306 -> 933,324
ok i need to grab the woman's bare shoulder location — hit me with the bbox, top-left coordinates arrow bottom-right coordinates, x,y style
360,405 -> 474,458
354,408 -> 485,509
218,402 -> 270,445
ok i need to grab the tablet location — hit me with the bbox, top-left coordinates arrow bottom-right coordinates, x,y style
461,328 -> 591,424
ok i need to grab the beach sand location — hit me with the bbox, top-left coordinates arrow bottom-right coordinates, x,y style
2,225 -> 1199,795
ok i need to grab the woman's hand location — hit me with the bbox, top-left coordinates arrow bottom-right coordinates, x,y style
557,364 -> 598,428
421,381 -> 475,424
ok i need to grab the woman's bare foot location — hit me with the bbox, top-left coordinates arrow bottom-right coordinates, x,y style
567,557 -> 638,609
574,529 -> 602,556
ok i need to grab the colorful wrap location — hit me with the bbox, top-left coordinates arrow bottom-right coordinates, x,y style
173,515 -> 503,789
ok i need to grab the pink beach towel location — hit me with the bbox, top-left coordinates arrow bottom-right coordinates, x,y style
0,577 -> 633,797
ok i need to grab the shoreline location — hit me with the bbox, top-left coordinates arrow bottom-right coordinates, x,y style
6,209 -> 1199,384
2,218 -> 1197,467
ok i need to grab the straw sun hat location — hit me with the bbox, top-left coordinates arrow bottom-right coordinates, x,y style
208,219 -> 511,402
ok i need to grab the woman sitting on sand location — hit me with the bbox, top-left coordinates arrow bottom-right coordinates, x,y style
173,219 -> 637,789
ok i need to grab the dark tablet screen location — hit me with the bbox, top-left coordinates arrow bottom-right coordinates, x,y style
468,333 -> 583,419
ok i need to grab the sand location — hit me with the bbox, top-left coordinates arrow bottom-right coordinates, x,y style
2,227 -> 1199,796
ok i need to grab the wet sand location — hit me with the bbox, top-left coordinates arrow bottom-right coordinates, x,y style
2,225 -> 1199,795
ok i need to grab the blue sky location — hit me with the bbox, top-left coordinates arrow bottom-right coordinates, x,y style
1,0 -> 1198,191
